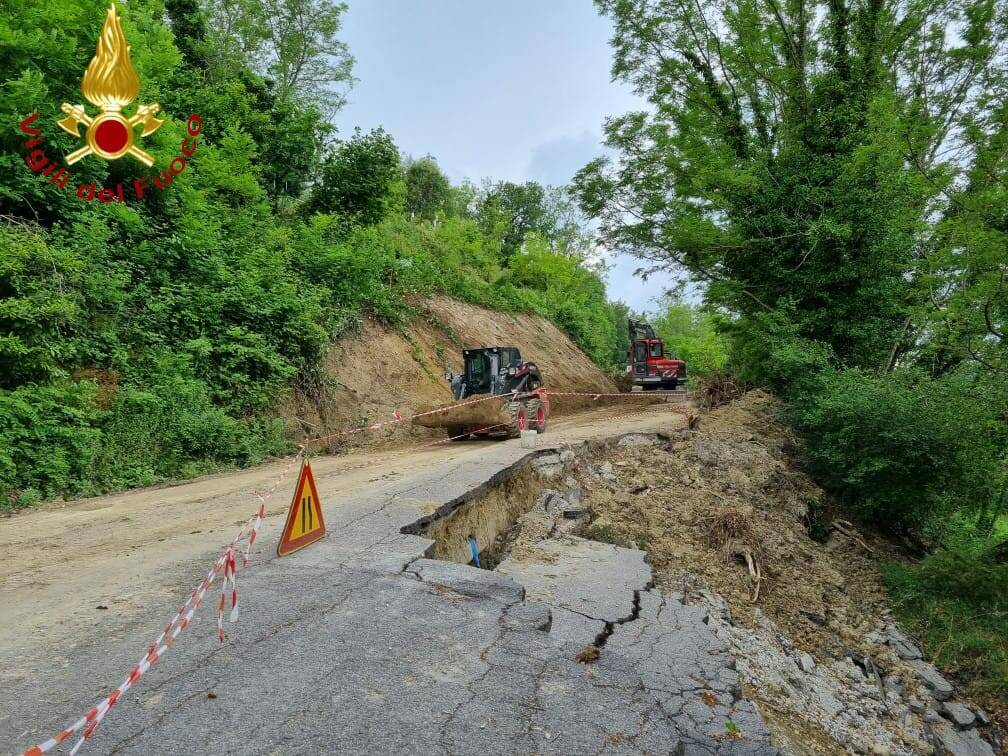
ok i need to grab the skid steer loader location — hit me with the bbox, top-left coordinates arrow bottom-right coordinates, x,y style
412,347 -> 549,440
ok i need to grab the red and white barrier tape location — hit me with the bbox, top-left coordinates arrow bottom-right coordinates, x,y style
545,389 -> 690,399
26,387 -> 683,754
25,450 -> 303,756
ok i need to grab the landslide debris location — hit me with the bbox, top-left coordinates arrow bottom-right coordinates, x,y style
547,392 -> 999,756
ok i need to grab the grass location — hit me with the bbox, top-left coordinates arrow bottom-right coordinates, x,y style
881,543 -> 1008,703
584,523 -> 622,545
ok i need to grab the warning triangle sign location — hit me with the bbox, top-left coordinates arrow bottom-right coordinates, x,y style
277,459 -> 326,556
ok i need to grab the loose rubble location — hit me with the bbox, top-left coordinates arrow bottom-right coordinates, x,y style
514,392 -> 1001,755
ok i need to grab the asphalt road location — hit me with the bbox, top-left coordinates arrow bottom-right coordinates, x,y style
2,403 -> 775,755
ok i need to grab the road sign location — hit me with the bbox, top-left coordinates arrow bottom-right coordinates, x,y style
277,459 -> 326,556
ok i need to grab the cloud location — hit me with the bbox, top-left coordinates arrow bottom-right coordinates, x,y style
524,131 -> 605,186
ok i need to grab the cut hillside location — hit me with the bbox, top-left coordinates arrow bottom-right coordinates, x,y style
284,296 -> 618,450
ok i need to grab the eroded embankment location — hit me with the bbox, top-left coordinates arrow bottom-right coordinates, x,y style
407,394 -> 1001,756
403,434 -> 776,753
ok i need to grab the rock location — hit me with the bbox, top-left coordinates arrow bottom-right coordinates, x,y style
846,712 -> 867,730
885,623 -> 924,660
925,709 -> 943,723
887,673 -> 911,697
940,701 -> 976,729
865,629 -> 887,644
616,433 -> 659,447
562,508 -> 590,520
909,697 -> 926,714
533,453 -> 564,478
973,706 -> 990,726
802,610 -> 828,626
562,478 -> 582,506
797,651 -> 816,673
908,659 -> 954,701
929,721 -> 995,756
536,490 -> 564,512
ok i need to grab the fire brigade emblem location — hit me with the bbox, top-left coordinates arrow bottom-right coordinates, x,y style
57,4 -> 163,167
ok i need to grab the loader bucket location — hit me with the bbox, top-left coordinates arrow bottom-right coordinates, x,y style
412,397 -> 511,430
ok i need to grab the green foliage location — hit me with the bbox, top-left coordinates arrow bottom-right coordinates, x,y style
726,310 -> 835,395
475,181 -> 588,265
405,157 -> 452,222
788,369 -> 1004,535
575,0 -> 1004,372
496,238 -> 616,366
604,300 -> 632,370
883,543 -> 1008,699
579,0 -> 1008,704
651,298 -> 728,381
202,0 -> 355,114
0,0 -> 647,509
304,128 -> 404,226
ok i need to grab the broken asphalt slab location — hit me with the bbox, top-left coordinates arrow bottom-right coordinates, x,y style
3,418 -> 774,754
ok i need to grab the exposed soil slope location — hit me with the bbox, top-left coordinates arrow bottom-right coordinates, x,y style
284,296 -> 618,450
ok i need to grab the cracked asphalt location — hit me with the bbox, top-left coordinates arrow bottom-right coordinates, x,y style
2,404 -> 775,754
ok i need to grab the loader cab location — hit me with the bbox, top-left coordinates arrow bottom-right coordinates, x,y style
446,347 -> 538,399
464,349 -> 495,395
627,318 -> 687,389
458,347 -> 522,396
631,338 -> 665,377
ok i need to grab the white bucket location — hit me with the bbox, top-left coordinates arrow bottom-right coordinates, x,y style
520,430 -> 538,449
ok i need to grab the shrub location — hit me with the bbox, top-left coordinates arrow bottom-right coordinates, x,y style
883,542 -> 1008,699
788,369 -> 1002,534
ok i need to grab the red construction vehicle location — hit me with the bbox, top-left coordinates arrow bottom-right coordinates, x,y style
627,319 -> 687,391
412,346 -> 549,439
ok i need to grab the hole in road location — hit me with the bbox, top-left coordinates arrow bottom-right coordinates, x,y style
410,466 -> 547,570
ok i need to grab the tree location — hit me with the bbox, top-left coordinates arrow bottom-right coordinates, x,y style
651,298 -> 728,378
165,0 -> 209,66
573,0 -> 1005,372
476,181 -> 591,264
918,94 -> 1008,379
204,0 -> 355,115
304,128 -> 403,226
477,181 -> 550,263
164,0 -> 332,200
405,157 -> 451,222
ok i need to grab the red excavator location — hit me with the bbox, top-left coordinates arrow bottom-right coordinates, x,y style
627,319 -> 687,391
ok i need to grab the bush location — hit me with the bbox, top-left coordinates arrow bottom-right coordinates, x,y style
788,369 -> 1002,535
883,542 -> 1008,699
0,372 -> 287,507
651,299 -> 729,383
725,309 -> 833,394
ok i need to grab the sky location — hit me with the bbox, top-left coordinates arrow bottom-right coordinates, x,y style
330,0 -> 679,312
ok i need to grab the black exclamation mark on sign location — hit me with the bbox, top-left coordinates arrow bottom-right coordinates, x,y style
303,494 -> 313,532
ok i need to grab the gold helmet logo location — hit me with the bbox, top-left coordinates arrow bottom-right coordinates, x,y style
57,3 -> 163,166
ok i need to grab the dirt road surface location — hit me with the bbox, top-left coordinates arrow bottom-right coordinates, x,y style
0,405 -> 667,649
